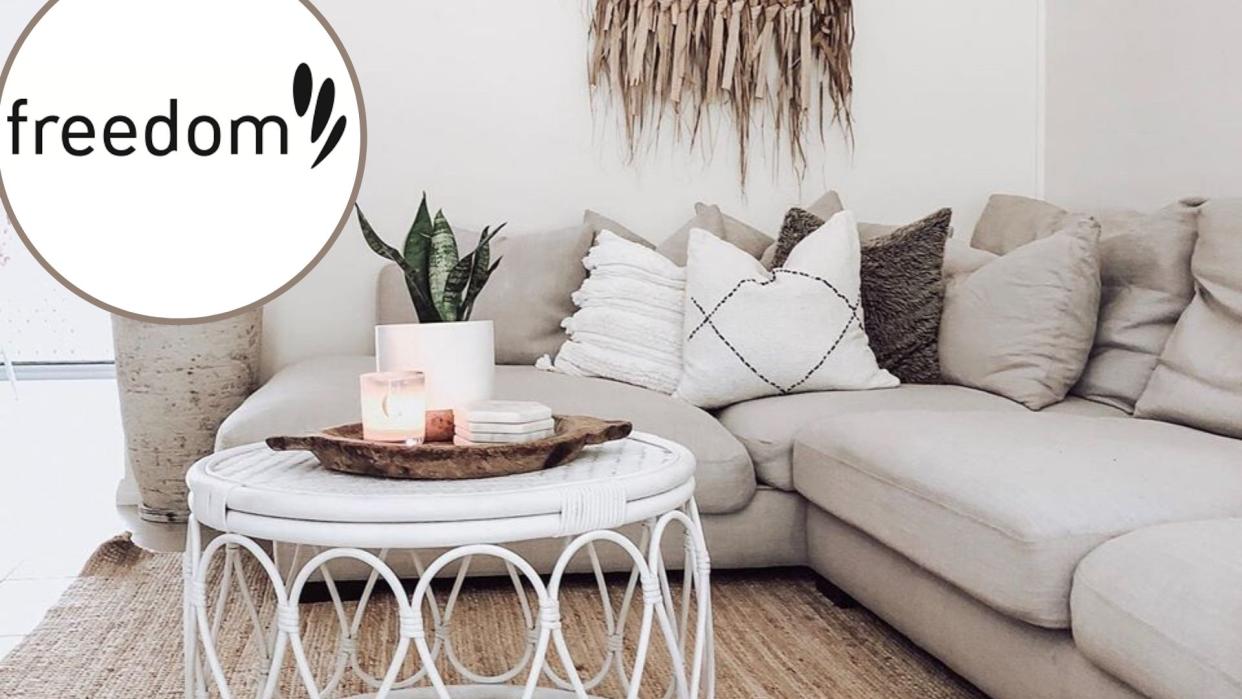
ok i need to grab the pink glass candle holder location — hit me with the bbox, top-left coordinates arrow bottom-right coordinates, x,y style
359,371 -> 426,443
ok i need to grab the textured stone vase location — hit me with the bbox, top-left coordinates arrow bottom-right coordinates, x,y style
112,311 -> 261,522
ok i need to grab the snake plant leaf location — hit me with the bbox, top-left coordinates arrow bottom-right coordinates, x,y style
440,253 -> 476,323
357,204 -> 439,322
357,204 -> 402,263
462,255 -> 503,320
402,192 -> 434,312
458,223 -> 506,319
399,266 -> 441,323
427,210 -> 461,321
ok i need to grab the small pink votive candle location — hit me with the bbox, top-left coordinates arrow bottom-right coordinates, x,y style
359,371 -> 426,443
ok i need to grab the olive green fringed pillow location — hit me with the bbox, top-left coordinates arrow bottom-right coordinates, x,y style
772,208 -> 953,383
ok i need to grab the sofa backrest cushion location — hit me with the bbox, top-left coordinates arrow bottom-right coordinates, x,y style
656,203 -> 775,265
1073,202 -> 1201,411
1136,198 -> 1242,438
971,193 -> 1082,255
940,218 -> 1101,409
968,193 -> 1202,412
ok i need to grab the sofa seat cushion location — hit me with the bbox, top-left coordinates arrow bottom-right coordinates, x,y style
792,411 -> 1242,628
217,357 -> 755,514
717,385 -> 1028,490
1073,519 -> 1242,699
1042,396 -> 1130,418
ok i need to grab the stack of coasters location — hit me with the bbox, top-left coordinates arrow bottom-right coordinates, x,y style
453,400 -> 555,446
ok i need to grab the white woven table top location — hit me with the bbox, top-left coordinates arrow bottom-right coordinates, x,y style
187,433 -> 695,529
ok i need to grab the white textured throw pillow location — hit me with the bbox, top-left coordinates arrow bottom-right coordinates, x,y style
538,231 -> 685,393
675,212 -> 898,408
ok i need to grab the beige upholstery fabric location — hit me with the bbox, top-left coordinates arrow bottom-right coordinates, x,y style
793,411 -> 1242,627
1137,198 -> 1242,438
495,365 -> 755,512
217,356 -> 755,514
942,238 -> 997,277
940,220 -> 1102,409
716,384 -> 1028,490
216,354 -> 373,451
969,194 -> 1204,413
807,508 -> 1143,699
1041,395 -> 1129,418
657,203 -> 774,265
1073,519 -> 1242,699
376,264 -> 419,326
971,193 -> 1081,255
653,203 -> 727,265
805,190 -> 846,219
581,210 -> 651,248
1072,202 -> 1201,411
469,224 -> 601,365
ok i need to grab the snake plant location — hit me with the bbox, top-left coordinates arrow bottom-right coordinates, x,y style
357,194 -> 504,323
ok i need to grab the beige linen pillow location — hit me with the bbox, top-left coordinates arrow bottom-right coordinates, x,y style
655,204 -> 729,265
970,193 -> 1202,412
939,219 -> 1102,409
1136,198 -> 1242,438
971,193 -> 1084,255
1073,202 -> 1201,410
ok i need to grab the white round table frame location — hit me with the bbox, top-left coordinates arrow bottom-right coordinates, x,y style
183,433 -> 714,699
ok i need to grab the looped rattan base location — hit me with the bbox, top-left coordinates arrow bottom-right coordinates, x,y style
183,437 -> 714,698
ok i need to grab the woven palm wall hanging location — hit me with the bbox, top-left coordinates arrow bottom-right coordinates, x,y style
588,0 -> 855,185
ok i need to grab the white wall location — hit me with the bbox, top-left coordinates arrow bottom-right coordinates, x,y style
1045,0 -> 1242,210
264,0 -> 1042,376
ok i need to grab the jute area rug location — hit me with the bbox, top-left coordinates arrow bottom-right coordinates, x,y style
0,535 -> 984,698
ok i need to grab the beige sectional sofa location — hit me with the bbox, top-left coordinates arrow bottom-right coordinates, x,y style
214,201 -> 1242,699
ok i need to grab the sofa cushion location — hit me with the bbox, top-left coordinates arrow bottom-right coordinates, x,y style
716,384 -> 1027,490
1071,202 -> 1200,412
971,193 -> 1083,255
792,411 -> 1242,628
1073,519 -> 1242,699
1041,395 -> 1129,419
1137,198 -> 1242,439
216,356 -> 755,514
971,194 -> 1204,413
656,203 -> 774,266
939,219 -> 1102,409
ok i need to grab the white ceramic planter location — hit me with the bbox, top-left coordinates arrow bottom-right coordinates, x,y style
374,320 -> 495,412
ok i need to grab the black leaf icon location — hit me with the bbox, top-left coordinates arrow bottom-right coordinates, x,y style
314,116 -> 347,169
292,63 -> 347,169
293,63 -> 312,117
311,78 -> 334,142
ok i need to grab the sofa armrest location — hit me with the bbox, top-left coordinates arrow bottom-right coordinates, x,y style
215,354 -> 375,450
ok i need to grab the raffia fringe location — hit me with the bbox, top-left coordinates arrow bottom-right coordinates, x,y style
588,0 -> 854,184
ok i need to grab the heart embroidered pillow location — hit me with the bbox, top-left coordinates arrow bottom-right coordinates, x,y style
675,211 -> 899,409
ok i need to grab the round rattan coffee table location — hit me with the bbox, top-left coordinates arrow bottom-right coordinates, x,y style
183,433 -> 713,699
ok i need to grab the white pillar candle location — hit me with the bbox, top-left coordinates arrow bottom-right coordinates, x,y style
359,371 -> 426,443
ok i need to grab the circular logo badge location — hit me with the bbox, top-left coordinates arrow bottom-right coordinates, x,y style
0,0 -> 365,322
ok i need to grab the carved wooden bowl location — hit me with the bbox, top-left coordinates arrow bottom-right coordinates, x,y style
266,415 -> 633,480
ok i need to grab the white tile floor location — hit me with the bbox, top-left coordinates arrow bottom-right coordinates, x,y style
0,378 -> 131,660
